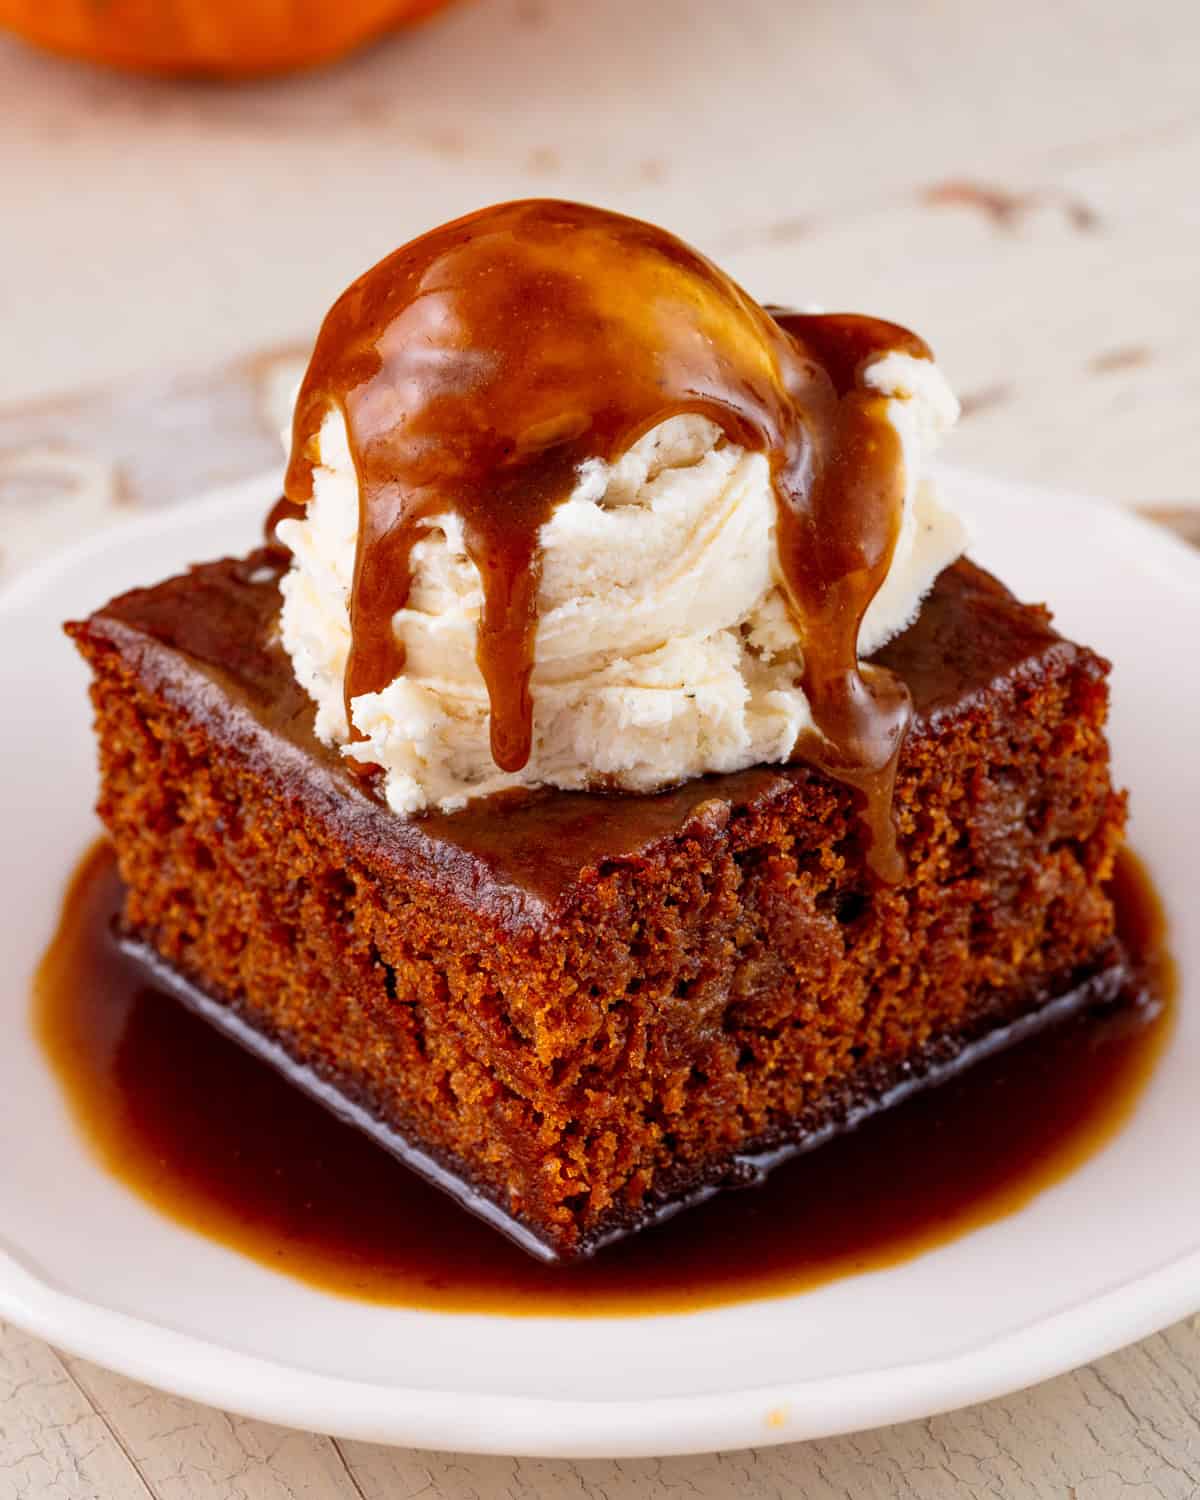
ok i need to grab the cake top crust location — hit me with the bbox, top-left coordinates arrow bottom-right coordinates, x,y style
73,553 -> 1090,928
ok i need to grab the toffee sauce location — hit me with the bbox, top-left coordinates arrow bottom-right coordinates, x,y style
34,841 -> 1172,1317
282,200 -> 930,880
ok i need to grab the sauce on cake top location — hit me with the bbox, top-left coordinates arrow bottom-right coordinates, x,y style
282,199 -> 934,879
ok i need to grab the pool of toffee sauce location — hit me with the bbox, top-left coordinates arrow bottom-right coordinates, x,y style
34,840 -> 1174,1317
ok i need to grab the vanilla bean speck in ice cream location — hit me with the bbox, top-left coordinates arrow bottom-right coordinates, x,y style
273,200 -> 964,876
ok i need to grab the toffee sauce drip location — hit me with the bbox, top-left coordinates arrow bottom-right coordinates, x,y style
283,200 -> 931,879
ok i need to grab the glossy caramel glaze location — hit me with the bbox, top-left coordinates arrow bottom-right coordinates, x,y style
283,200 -> 931,879
34,842 -> 1171,1316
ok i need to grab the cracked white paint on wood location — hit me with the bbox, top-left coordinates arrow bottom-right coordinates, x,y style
3,0 -> 1200,506
4,1316 -> 1200,1497
2,0 -> 1199,1489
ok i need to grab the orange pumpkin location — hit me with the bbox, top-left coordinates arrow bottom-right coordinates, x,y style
0,0 -> 456,77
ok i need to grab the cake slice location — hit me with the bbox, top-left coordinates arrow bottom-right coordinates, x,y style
67,550 -> 1126,1261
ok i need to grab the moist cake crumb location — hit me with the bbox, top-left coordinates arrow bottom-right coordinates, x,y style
66,552 -> 1127,1259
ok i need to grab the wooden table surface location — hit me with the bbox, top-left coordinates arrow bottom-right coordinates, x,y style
3,0 -> 1200,1492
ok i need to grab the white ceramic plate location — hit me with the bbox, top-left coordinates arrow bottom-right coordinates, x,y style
1,467 -> 1198,1459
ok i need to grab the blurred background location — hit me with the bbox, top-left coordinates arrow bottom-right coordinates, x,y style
2,0 -> 1198,560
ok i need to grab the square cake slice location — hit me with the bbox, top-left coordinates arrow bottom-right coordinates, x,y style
67,552 -> 1127,1261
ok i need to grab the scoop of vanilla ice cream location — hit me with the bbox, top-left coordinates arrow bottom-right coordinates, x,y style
277,351 -> 964,815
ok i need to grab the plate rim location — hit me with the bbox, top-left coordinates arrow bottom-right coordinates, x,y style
3,1237 -> 1199,1457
